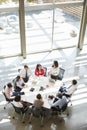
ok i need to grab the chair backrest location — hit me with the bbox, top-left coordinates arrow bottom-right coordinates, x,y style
11,103 -> 23,114
57,67 -> 65,80
11,103 -> 29,114
18,69 -> 22,73
43,67 -> 47,76
61,103 -> 67,112
12,78 -> 16,88
32,107 -> 44,117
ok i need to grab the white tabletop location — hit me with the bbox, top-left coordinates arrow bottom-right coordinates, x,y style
21,76 -> 62,109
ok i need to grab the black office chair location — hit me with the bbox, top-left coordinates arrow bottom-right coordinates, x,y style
51,67 -> 65,81
43,67 -> 47,77
11,103 -> 29,123
51,103 -> 69,117
29,106 -> 45,126
2,90 -> 13,109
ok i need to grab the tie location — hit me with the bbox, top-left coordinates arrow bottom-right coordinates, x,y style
25,70 -> 28,78
67,85 -> 72,89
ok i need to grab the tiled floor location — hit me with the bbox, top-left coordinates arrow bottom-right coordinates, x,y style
0,45 -> 87,130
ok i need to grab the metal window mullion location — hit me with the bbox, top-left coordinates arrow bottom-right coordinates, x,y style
19,0 -> 26,58
51,1 -> 55,50
78,0 -> 87,50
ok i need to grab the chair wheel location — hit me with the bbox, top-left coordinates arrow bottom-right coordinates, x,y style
40,124 -> 43,127
12,116 -> 15,119
67,113 -> 69,116
29,121 -> 31,124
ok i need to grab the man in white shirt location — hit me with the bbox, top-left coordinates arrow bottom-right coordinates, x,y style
4,83 -> 15,101
20,65 -> 32,83
12,95 -> 29,112
59,79 -> 77,97
12,95 -> 23,108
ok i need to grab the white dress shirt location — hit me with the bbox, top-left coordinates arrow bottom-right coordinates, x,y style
4,85 -> 12,99
16,78 -> 24,89
12,100 -> 23,108
20,68 -> 32,78
66,85 -> 77,95
49,67 -> 59,76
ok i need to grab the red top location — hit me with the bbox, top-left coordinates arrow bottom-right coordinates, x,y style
35,69 -> 45,76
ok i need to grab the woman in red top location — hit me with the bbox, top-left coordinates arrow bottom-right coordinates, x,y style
35,64 -> 45,76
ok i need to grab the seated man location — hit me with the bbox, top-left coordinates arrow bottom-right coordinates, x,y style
12,95 -> 28,111
20,65 -> 32,83
49,93 -> 68,111
59,79 -> 77,97
4,82 -> 15,101
4,82 -> 25,101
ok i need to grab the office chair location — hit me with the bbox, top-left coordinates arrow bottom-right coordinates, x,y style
63,87 -> 77,106
51,103 -> 69,117
51,67 -> 65,81
43,67 -> 47,76
67,91 -> 77,106
29,106 -> 45,126
11,103 -> 29,123
18,69 -> 21,73
57,67 -> 65,80
2,91 -> 13,109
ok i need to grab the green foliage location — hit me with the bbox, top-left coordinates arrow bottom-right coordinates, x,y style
27,0 -> 35,2
0,0 -> 18,4
12,0 -> 18,3
0,0 -> 8,4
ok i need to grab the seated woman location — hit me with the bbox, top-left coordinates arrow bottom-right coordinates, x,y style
30,93 -> 46,118
59,79 -> 77,97
33,93 -> 44,109
14,75 -> 26,92
29,94 -> 45,124
48,61 -> 59,80
34,64 -> 45,77
4,82 -> 15,101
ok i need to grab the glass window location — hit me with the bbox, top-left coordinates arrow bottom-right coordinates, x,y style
84,27 -> 87,45
25,3 -> 83,54
25,9 -> 53,53
0,1 -> 20,57
25,0 -> 83,5
53,6 -> 83,49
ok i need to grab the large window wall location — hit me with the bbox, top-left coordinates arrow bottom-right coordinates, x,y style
25,1 -> 84,55
0,0 -> 86,58
0,11 -> 21,57
0,1 -> 21,57
25,9 -> 53,53
53,5 -> 83,49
